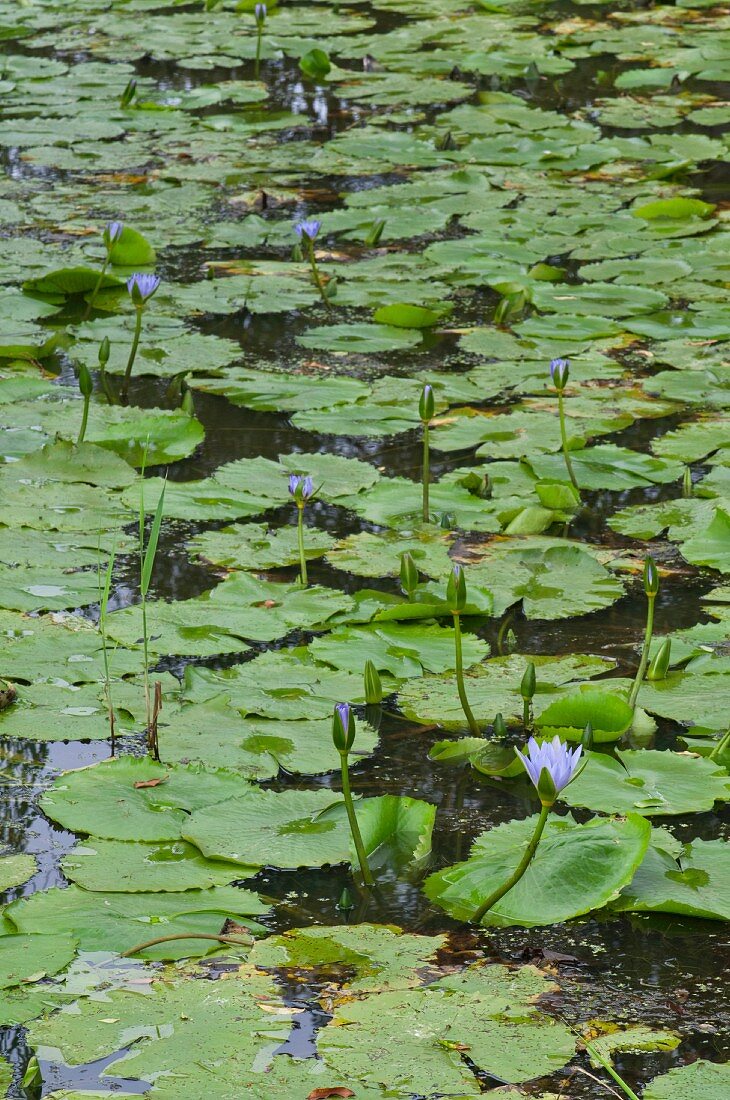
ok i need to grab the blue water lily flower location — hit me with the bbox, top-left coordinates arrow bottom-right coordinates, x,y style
294,219 -> 321,242
288,474 -> 314,500
549,357 -> 570,390
127,273 -> 161,305
254,2 -> 266,22
516,735 -> 582,804
105,220 -> 124,245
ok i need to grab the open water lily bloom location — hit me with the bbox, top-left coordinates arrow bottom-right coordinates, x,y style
294,219 -> 321,241
517,736 -> 582,795
127,273 -> 161,304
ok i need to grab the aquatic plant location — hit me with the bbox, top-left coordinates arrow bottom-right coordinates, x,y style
520,660 -> 536,730
647,637 -> 671,681
254,3 -> 266,76
447,564 -> 480,736
399,550 -> 418,600
364,659 -> 383,705
628,557 -> 659,710
550,358 -> 580,495
76,363 -> 92,444
97,335 -> 115,404
332,702 -> 374,886
122,273 -> 161,402
294,219 -> 330,309
119,78 -> 136,108
83,220 -> 123,320
288,473 -> 314,585
138,460 -> 166,759
472,737 -> 583,922
419,383 -> 434,521
98,541 -> 117,755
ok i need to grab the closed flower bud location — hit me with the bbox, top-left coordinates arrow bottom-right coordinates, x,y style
520,661 -> 536,702
549,357 -> 570,391
363,659 -> 383,705
337,886 -> 355,912
288,474 -> 314,503
254,2 -> 267,24
419,383 -> 435,422
98,336 -> 111,367
440,512 -> 456,529
181,388 -> 195,416
446,563 -> 467,613
103,221 -> 124,250
682,466 -> 693,498
493,712 -> 507,738
643,556 -> 659,598
365,218 -> 385,246
399,551 -> 419,597
332,702 -> 356,753
647,637 -> 671,681
77,363 -> 93,398
581,722 -> 594,750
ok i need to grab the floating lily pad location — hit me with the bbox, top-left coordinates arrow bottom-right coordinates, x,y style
564,750 -> 730,816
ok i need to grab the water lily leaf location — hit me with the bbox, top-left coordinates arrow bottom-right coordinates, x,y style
615,839 -> 730,923
0,853 -> 36,893
22,267 -> 123,300
643,1061 -> 730,1100
308,622 -> 489,679
0,934 -> 76,990
680,507 -> 730,572
326,529 -> 453,580
61,839 -> 252,892
107,226 -> 156,267
564,749 -> 730,816
637,663 -> 730,728
425,813 -> 651,927
632,197 -> 715,222
588,1026 -> 680,1065
190,522 -> 335,571
535,689 -> 634,743
184,789 -> 435,872
7,885 -> 268,961
372,303 -> 442,328
297,322 -> 422,354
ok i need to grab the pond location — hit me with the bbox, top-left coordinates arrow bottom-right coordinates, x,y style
0,0 -> 729,1097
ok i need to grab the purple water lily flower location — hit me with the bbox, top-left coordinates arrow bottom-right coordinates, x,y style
288,474 -> 314,500
105,220 -> 124,245
127,273 -> 161,305
517,736 -> 582,801
549,357 -> 570,390
294,219 -> 321,242
254,2 -> 267,22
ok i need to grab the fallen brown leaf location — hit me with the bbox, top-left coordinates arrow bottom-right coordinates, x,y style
133,776 -> 168,789
307,1089 -> 355,1099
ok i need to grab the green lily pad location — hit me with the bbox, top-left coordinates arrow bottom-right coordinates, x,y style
535,689 -> 634,743
0,853 -> 37,892
61,839 -> 252,892
644,1061 -> 730,1100
564,749 -> 730,816
0,933 -> 76,990
615,838 -> 730,922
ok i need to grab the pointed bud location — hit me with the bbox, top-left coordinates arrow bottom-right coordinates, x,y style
119,78 -> 137,109
181,388 -> 195,416
440,511 -> 456,529
493,712 -> 507,739
520,661 -> 536,702
581,722 -> 594,750
549,357 -> 570,391
682,466 -> 693,499
77,362 -> 93,399
364,659 -> 383,705
504,628 -> 517,654
332,702 -> 356,753
446,563 -> 467,613
419,383 -> 435,422
365,218 -> 385,246
647,638 -> 671,681
644,556 -> 659,598
337,886 -> 355,912
98,336 -> 111,367
399,551 -> 419,598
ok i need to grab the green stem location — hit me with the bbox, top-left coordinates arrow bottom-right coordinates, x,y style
628,594 -> 655,710
339,749 -> 374,886
584,1041 -> 641,1100
523,697 -> 532,731
121,931 -> 253,958
558,389 -> 580,493
453,612 -> 480,736
255,26 -> 263,77
422,420 -> 430,522
496,612 -> 513,656
141,594 -> 153,755
472,804 -> 550,923
709,725 -> 730,762
122,306 -> 144,403
306,239 -> 331,310
83,255 -> 110,321
296,503 -> 308,586
77,393 -> 90,445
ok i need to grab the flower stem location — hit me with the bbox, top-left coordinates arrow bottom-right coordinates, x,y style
628,593 -> 655,710
709,726 -> 730,762
339,749 -> 374,886
472,804 -> 550,924
306,238 -> 331,310
77,392 -> 90,445
558,389 -> 580,493
422,419 -> 430,522
296,503 -> 308,586
453,611 -> 480,736
255,26 -> 263,76
523,697 -> 532,731
83,255 -> 110,321
121,931 -> 252,958
121,306 -> 144,403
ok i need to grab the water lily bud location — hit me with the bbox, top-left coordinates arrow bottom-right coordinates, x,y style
399,551 -> 419,598
520,661 -> 536,702
127,273 -> 160,306
294,218 -> 321,242
647,638 -> 671,681
365,219 -> 385,246
337,886 -> 355,912
119,78 -> 137,108
682,466 -> 693,498
103,220 -> 124,250
493,712 -> 507,739
643,556 -> 659,598
332,702 -> 356,753
254,2 -> 267,24
98,336 -> 111,367
77,363 -> 93,398
440,511 -> 456,529
419,383 -> 435,422
446,563 -> 467,613
549,357 -> 570,391
504,628 -> 517,654
364,659 -> 383,705
181,388 -> 195,417
581,722 -> 594,750
288,474 -> 314,503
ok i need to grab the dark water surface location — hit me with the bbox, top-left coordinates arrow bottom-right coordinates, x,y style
1,0 -> 729,1095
